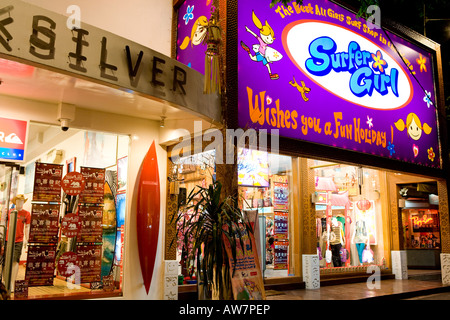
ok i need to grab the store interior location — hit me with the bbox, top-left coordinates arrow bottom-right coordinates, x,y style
399,182 -> 441,269
313,161 -> 387,270
0,123 -> 130,298
237,149 -> 293,278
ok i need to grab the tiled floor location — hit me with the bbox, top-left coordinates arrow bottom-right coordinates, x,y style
267,270 -> 447,300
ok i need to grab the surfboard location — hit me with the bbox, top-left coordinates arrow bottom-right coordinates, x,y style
252,45 -> 283,63
137,141 -> 160,294
101,180 -> 117,278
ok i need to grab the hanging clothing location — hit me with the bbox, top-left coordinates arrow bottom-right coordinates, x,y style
336,216 -> 345,236
355,242 -> 365,264
331,243 -> 342,267
353,220 -> 367,244
330,223 -> 344,245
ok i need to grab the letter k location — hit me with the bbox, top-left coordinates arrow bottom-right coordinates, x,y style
0,5 -> 14,51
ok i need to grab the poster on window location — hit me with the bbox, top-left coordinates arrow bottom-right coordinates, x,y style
25,245 -> 57,286
76,244 -> 102,283
32,163 -> 63,202
274,241 -> 288,270
273,181 -> 289,210
223,224 -> 266,300
274,211 -> 288,240
78,204 -> 103,243
29,204 -> 60,243
79,167 -> 105,204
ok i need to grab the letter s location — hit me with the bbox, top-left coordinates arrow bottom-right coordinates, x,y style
29,15 -> 56,60
305,36 -> 336,76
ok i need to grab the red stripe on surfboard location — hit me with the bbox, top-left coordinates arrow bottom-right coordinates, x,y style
137,141 -> 160,294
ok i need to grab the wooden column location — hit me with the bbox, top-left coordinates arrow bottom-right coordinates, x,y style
438,180 -> 450,253
300,158 -> 317,255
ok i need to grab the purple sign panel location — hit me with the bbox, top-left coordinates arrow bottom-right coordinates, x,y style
176,0 -> 213,74
238,0 -> 440,168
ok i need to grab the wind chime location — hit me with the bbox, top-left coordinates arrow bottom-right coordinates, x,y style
203,5 -> 221,94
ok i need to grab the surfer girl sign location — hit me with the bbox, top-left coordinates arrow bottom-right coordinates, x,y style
241,11 -> 283,80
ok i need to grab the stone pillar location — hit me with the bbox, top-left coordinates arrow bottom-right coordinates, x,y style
440,254 -> 450,285
391,251 -> 408,280
163,260 -> 178,300
302,254 -> 320,289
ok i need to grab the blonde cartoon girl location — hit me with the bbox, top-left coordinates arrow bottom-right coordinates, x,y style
180,16 -> 209,50
394,113 -> 432,141
241,11 -> 283,80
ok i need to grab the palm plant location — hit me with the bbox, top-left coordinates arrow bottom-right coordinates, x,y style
173,180 -> 254,300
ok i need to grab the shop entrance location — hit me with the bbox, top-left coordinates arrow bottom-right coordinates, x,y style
399,182 -> 441,269
0,122 -> 130,299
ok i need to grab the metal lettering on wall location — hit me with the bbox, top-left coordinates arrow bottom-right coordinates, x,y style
0,1 -> 221,123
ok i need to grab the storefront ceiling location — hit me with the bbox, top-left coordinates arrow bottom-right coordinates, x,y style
0,58 -> 197,122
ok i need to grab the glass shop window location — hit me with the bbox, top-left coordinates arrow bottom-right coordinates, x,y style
237,148 -> 294,279
172,150 -> 216,284
313,160 -> 386,270
0,123 -> 129,299
400,182 -> 440,250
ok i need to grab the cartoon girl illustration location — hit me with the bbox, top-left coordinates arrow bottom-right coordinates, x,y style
241,11 -> 283,80
394,113 -> 432,141
180,16 -> 209,50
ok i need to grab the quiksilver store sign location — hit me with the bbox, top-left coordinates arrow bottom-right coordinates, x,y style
238,0 -> 441,168
0,0 -> 221,123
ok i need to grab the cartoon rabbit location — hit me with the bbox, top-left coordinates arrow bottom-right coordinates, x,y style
241,11 -> 283,80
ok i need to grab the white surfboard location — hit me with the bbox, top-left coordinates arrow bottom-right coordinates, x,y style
252,45 -> 283,63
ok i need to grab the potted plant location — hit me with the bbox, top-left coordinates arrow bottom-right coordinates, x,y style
173,180 -> 254,300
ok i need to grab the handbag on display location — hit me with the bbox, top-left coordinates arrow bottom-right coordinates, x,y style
325,243 -> 332,264
362,243 -> 374,263
339,248 -> 347,263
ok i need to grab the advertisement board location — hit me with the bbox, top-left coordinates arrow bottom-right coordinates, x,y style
238,0 -> 441,168
176,0 -> 213,74
0,117 -> 28,162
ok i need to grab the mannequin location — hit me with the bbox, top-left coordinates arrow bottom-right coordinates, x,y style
329,217 -> 345,267
2,195 -> 30,291
351,213 -> 368,265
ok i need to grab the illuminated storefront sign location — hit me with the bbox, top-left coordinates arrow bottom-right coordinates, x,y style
0,117 -> 28,162
237,0 -> 441,168
410,215 -> 433,227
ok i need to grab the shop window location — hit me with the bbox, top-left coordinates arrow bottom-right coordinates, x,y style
313,161 -> 386,270
402,209 -> 440,249
172,150 -> 216,284
0,123 -> 129,299
237,149 -> 294,279
400,182 -> 440,250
